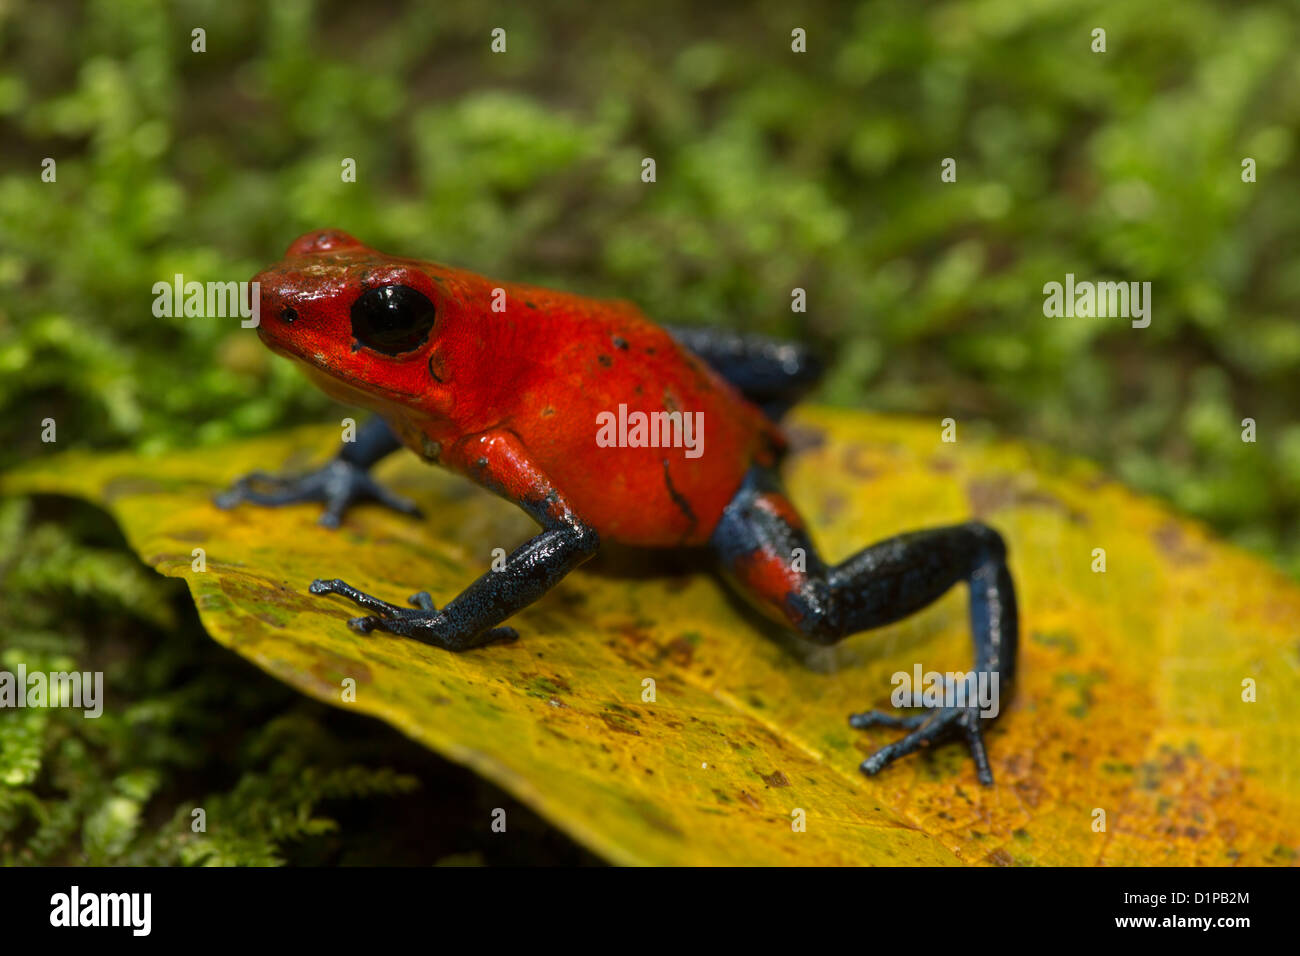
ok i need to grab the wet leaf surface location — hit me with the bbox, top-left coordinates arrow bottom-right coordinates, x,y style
6,408 -> 1298,865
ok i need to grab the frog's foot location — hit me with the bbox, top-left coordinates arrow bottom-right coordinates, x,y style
850,704 -> 994,785
215,459 -> 422,528
308,578 -> 518,650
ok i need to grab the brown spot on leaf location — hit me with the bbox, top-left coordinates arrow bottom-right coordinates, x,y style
167,528 -> 210,543
310,647 -> 372,688
1152,521 -> 1207,565
760,770 -> 791,788
217,575 -> 319,626
103,476 -> 165,501
841,445 -> 878,479
967,476 -> 1087,525
600,711 -> 642,735
654,636 -> 695,668
783,422 -> 825,455
626,798 -> 684,839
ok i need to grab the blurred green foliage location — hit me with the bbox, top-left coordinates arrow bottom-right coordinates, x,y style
0,495 -> 415,864
0,495 -> 600,865
1,0 -> 1298,861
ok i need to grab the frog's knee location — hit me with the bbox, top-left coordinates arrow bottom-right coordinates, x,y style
784,581 -> 844,646
570,523 -> 601,557
966,521 -> 1007,563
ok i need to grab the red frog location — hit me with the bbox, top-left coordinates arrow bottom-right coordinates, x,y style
218,230 -> 1019,784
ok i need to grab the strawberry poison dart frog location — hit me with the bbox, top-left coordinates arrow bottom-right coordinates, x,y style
217,230 -> 1019,785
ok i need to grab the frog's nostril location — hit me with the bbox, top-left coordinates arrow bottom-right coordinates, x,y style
280,306 -> 298,324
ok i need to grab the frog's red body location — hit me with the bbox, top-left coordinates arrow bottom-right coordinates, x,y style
255,230 -> 781,547
224,230 -> 1020,787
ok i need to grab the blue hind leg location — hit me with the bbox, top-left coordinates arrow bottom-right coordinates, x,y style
709,465 -> 1019,784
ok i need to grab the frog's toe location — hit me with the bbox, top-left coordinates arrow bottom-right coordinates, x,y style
317,503 -> 345,529
484,626 -> 519,645
367,478 -> 423,519
346,611 -> 436,635
217,470 -> 325,510
312,579 -> 519,650
218,459 -> 420,528
407,591 -> 436,612
318,460 -> 423,527
853,705 -> 994,786
848,709 -> 927,730
310,577 -> 405,616
312,579 -> 450,636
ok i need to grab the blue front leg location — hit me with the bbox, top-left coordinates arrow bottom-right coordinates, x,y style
215,416 -> 418,528
309,428 -> 600,651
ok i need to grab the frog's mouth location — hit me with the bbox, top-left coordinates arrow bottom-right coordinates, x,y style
293,358 -> 424,418
253,303 -> 323,363
256,330 -> 295,361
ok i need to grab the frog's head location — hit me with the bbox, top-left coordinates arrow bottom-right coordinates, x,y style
253,230 -> 458,418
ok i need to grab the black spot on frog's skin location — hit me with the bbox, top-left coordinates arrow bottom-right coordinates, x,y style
612,335 -> 629,350
661,458 -> 698,541
598,354 -> 613,368
525,301 -> 538,309
279,307 -> 297,324
541,406 -> 556,418
432,275 -> 445,283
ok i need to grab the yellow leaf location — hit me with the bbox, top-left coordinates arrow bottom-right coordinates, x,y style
6,407 -> 1298,865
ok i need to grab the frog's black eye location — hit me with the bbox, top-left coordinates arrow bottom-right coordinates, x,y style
350,284 -> 436,356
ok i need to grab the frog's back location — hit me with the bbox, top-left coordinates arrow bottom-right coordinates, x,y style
480,284 -> 783,547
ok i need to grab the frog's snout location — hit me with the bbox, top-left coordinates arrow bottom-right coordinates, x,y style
246,268 -> 296,351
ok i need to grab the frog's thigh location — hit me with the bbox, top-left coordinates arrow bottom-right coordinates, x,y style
709,464 -> 1017,668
